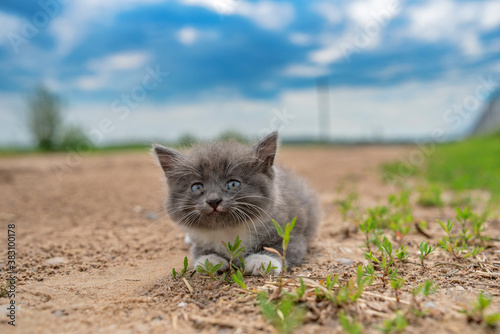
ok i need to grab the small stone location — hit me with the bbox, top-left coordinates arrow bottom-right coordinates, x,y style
334,258 -> 353,266
145,212 -> 158,221
52,309 -> 68,317
424,301 -> 435,308
133,206 -> 143,213
177,302 -> 187,307
46,257 -> 68,266
455,286 -> 465,291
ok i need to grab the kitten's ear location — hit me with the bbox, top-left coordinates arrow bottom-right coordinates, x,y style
253,131 -> 278,170
152,144 -> 184,174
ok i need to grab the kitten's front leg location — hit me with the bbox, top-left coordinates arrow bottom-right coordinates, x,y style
194,254 -> 229,272
244,253 -> 282,275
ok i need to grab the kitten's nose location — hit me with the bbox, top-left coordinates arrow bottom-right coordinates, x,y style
206,198 -> 222,210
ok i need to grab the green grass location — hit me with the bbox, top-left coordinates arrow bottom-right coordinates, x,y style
425,132 -> 500,201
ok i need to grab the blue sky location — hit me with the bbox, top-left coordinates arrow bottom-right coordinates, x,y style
0,0 -> 499,146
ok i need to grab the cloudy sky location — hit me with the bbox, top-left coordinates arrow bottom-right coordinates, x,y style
0,0 -> 499,146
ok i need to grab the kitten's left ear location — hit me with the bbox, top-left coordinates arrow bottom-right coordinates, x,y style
253,131 -> 278,170
152,144 -> 184,175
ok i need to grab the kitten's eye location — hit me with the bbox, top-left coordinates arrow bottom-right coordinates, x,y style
226,180 -> 241,191
191,183 -> 204,194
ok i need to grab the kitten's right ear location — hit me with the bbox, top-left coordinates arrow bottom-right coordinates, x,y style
152,144 -> 184,174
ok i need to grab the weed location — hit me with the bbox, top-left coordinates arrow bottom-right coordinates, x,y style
336,266 -> 372,305
339,311 -> 364,334
411,280 -> 438,316
257,291 -> 306,334
338,192 -> 358,221
417,185 -> 444,207
461,292 -> 500,328
231,269 -> 247,290
171,257 -> 192,279
359,217 -> 381,251
195,259 -> 223,280
265,217 -> 297,282
418,241 -> 436,270
390,278 -> 404,303
0,281 -> 11,298
377,312 -> 408,333
395,245 -> 409,262
260,261 -> 279,278
222,235 -> 246,273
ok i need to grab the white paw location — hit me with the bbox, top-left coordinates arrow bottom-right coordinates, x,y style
244,254 -> 282,275
194,254 -> 229,272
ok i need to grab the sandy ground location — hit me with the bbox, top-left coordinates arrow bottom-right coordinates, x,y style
0,146 -> 498,334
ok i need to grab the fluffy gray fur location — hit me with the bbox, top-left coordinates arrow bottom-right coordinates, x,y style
153,132 -> 320,275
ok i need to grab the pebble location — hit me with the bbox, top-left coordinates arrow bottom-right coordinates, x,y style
424,301 -> 435,308
177,302 -> 187,307
145,212 -> 158,221
455,286 -> 465,291
334,258 -> 353,266
52,309 -> 68,317
46,257 -> 68,265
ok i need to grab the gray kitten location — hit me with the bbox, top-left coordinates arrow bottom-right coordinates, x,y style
153,132 -> 320,275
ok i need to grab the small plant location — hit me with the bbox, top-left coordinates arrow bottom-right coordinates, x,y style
418,241 -> 436,270
339,311 -> 363,334
171,257 -> 192,279
377,312 -> 408,333
257,292 -> 306,334
390,278 -> 405,303
0,281 -> 11,298
461,292 -> 500,328
438,219 -> 460,258
338,192 -> 358,221
195,259 -> 223,280
265,217 -> 297,275
222,235 -> 246,273
231,269 -> 247,290
410,280 -> 438,316
395,244 -> 409,262
417,185 -> 444,207
260,260 -> 279,278
456,207 -> 474,246
359,217 -> 379,251
365,250 -> 397,288
336,266 -> 372,305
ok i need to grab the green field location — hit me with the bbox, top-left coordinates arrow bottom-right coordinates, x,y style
426,132 -> 500,201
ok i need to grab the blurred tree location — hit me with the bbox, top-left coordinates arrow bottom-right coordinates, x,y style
217,130 -> 248,144
60,125 -> 92,151
177,133 -> 199,148
26,85 -> 63,151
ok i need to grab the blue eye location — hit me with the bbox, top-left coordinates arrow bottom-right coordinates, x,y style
191,183 -> 204,194
226,180 -> 241,191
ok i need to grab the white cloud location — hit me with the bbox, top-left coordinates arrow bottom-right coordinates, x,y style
176,27 -> 199,45
74,51 -> 151,91
49,0 -> 162,56
288,32 -> 313,46
310,1 -> 342,25
179,0 -> 294,31
281,64 -> 330,78
0,12 -> 20,47
404,0 -> 500,57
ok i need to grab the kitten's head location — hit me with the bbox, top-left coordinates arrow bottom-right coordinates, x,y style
153,132 -> 278,230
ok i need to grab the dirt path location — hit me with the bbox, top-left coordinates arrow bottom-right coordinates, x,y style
0,146 -> 498,333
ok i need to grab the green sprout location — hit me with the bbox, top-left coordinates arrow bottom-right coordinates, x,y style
222,235 -> 246,273
260,260 -> 279,278
195,259 -> 224,280
377,312 -> 408,333
418,241 -> 436,270
461,292 -> 500,328
339,311 -> 363,334
231,269 -> 247,290
257,291 -> 306,334
171,256 -> 192,279
417,185 -> 444,207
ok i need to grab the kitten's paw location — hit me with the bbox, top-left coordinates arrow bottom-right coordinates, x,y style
194,254 -> 229,273
244,254 -> 282,275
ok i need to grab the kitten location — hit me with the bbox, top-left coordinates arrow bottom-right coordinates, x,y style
153,132 -> 320,275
